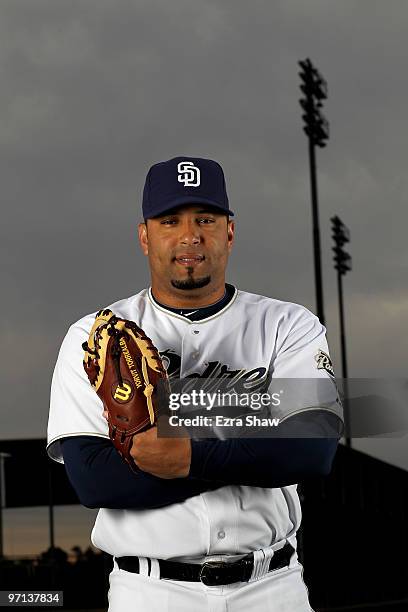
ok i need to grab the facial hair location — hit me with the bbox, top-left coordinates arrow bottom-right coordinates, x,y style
171,274 -> 211,290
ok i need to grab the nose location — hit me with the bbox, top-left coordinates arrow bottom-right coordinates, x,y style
179,218 -> 201,245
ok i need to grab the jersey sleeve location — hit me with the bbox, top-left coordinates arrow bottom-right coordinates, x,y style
47,318 -> 110,464
267,306 -> 343,425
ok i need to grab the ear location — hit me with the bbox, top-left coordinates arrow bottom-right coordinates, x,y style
138,222 -> 149,256
227,220 -> 235,252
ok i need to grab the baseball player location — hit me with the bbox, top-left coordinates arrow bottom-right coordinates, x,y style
47,156 -> 343,612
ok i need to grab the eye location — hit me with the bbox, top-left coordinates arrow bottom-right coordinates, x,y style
198,217 -> 215,224
160,218 -> 177,225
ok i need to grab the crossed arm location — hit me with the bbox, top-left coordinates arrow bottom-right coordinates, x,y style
61,410 -> 341,510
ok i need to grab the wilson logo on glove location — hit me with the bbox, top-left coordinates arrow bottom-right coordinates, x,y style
112,381 -> 133,403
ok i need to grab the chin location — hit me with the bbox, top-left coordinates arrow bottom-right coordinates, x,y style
171,276 -> 211,290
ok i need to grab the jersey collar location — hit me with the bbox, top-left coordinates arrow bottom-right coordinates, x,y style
148,284 -> 238,323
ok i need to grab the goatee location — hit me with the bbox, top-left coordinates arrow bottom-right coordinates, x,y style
171,275 -> 211,290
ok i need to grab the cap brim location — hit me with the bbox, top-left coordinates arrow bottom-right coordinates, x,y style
145,196 -> 234,219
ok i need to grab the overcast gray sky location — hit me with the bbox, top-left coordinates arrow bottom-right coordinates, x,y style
1,0 -> 407,470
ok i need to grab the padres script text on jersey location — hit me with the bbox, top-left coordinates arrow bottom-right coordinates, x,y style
47,287 -> 341,561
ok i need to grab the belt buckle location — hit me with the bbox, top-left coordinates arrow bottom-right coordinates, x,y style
199,560 -> 228,586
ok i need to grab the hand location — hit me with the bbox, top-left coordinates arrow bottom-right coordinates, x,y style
130,425 -> 191,479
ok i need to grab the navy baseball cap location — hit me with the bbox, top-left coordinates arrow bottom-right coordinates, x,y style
142,156 -> 234,219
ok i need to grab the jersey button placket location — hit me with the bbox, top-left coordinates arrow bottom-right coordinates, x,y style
191,328 -> 200,361
180,326 -> 201,376
191,329 -> 200,359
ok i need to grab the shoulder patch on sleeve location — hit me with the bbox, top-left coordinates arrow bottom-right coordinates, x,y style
315,349 -> 335,377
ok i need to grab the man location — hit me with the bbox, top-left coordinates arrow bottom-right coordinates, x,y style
47,156 -> 343,611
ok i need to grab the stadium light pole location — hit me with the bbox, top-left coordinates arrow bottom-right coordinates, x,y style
299,58 -> 329,325
297,61 -> 329,570
331,215 -> 352,447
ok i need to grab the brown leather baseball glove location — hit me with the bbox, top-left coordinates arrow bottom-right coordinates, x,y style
82,309 -> 170,472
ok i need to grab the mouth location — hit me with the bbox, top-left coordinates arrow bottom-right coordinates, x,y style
174,254 -> 205,267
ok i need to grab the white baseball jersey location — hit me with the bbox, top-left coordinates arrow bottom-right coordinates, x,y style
47,287 -> 341,561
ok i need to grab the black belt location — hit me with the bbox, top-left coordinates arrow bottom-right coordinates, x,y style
116,542 -> 294,586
